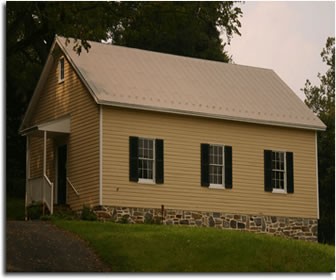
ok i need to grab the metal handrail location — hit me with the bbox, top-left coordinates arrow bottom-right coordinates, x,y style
66,177 -> 80,196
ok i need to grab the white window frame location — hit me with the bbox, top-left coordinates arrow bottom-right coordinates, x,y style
271,150 -> 287,194
209,144 -> 225,189
58,57 -> 65,83
138,138 -> 155,184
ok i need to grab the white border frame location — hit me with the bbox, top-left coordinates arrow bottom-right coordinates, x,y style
209,144 -> 226,189
271,150 -> 287,194
58,56 -> 65,83
138,137 -> 156,184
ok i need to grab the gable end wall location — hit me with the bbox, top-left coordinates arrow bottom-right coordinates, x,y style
28,51 -> 100,210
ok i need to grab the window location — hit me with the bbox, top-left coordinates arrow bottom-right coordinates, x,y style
209,145 -> 224,186
272,151 -> 286,191
138,138 -> 155,181
201,143 -> 232,189
264,150 -> 294,193
59,57 -> 65,82
129,136 -> 164,184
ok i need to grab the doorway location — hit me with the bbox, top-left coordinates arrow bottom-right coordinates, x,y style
57,144 -> 67,205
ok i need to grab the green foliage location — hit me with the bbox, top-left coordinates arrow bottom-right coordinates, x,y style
53,206 -> 78,220
144,213 -> 163,224
53,221 -> 335,272
302,37 -> 335,244
6,196 -> 25,220
112,2 -> 242,62
40,215 -> 52,221
6,2 -> 243,199
6,2 -> 119,198
27,201 -> 43,220
80,205 -> 97,221
118,215 -> 130,224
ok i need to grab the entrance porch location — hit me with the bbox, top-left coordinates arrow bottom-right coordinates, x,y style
22,116 -> 71,217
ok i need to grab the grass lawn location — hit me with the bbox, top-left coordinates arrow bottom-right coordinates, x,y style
53,220 -> 335,272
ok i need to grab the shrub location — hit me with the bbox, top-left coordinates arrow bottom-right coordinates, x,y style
81,205 -> 97,221
53,206 -> 77,220
27,201 -> 43,220
118,215 -> 130,224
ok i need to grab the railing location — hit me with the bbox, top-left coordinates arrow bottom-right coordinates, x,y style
27,175 -> 54,215
67,177 -> 80,197
27,177 -> 43,205
43,175 -> 54,215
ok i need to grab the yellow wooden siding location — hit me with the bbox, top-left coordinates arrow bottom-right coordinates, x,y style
102,106 -> 318,219
28,52 -> 100,210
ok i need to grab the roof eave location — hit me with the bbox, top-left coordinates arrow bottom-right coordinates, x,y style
98,100 -> 327,131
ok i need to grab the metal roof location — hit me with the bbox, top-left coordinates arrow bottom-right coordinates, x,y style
22,36 -> 326,131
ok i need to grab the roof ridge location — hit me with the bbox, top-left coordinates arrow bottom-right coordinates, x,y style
56,35 -> 274,72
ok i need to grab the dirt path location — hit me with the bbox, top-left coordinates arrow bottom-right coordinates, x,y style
6,220 -> 110,272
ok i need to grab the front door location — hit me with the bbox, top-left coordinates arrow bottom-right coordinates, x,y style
57,145 -> 67,205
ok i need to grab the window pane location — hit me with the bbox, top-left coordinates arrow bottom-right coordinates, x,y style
60,58 -> 65,80
218,146 -> 223,165
138,159 -> 143,178
279,152 -> 284,162
148,139 -> 153,149
209,152 -> 214,165
138,139 -> 144,157
138,138 -> 154,160
148,147 -> 153,159
139,147 -> 143,158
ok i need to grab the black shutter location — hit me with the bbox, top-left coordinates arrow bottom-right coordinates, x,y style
201,144 -> 210,187
129,136 -> 139,182
225,146 -> 232,189
264,150 -> 272,192
286,152 -> 294,193
155,139 -> 164,184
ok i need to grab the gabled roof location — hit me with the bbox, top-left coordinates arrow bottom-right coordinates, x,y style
20,35 -> 326,132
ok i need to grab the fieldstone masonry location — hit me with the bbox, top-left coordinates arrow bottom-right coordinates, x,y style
93,205 -> 318,242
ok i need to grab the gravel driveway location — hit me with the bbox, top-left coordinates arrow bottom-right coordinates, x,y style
6,221 -> 110,272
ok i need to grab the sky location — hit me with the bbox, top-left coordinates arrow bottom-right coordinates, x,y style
223,1 -> 335,100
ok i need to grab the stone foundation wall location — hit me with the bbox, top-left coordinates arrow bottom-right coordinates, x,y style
93,205 -> 318,242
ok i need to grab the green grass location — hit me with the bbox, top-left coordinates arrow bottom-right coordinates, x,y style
53,220 -> 335,272
6,196 -> 25,220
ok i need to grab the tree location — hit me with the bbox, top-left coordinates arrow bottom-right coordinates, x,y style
112,2 -> 242,62
6,2 -> 119,196
302,37 -> 335,244
6,2 -> 242,197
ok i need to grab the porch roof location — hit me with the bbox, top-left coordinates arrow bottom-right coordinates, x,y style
21,116 -> 70,136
